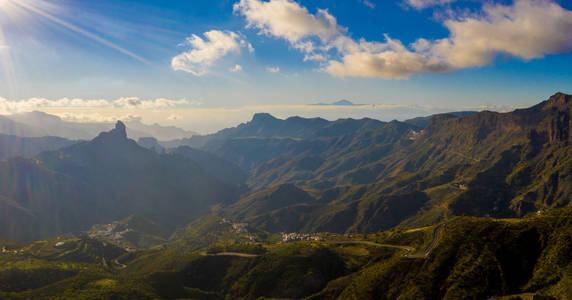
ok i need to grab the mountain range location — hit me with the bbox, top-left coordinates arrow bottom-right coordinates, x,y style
0,134 -> 77,159
1,93 -> 569,241
0,121 -> 238,241
0,92 -> 570,300
0,111 -> 197,141
171,92 -> 572,234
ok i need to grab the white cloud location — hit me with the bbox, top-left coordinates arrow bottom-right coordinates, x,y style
405,0 -> 456,10
0,97 -> 189,114
167,114 -> 183,121
419,0 -> 572,68
303,53 -> 326,61
326,35 -> 452,79
171,30 -> 249,76
0,97 -> 109,113
233,0 -> 343,55
230,64 -> 243,72
247,43 -> 255,53
56,113 -> 141,123
235,0 -> 572,79
234,0 -> 341,42
266,66 -> 280,73
114,97 -> 188,109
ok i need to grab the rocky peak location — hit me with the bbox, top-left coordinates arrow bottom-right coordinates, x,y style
251,113 -> 278,123
93,121 -> 128,142
544,92 -> 571,110
114,121 -> 127,138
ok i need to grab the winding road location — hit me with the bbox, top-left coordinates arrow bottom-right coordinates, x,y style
198,221 -> 449,260
199,251 -> 260,258
328,221 -> 449,259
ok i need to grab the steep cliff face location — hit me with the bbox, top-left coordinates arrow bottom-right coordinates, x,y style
543,93 -> 571,143
409,93 -> 572,218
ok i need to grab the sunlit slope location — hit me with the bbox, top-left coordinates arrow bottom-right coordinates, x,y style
224,93 -> 572,233
310,207 -> 572,300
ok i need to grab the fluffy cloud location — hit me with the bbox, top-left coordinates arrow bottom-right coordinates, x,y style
167,114 -> 183,121
331,0 -> 572,78
0,97 -> 109,113
405,0 -> 456,10
417,0 -> 572,68
326,35 -> 452,79
235,0 -> 572,79
55,113 -> 141,123
229,64 -> 243,72
233,0 -> 342,56
234,0 -> 340,42
171,30 -> 250,76
114,97 -> 188,109
266,66 -> 280,73
0,97 -> 189,114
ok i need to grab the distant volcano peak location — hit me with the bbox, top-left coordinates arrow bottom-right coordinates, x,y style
310,99 -> 364,106
251,113 -> 278,122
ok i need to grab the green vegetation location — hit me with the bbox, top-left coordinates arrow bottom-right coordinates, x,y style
0,93 -> 571,299
212,93 -> 572,235
1,207 -> 571,299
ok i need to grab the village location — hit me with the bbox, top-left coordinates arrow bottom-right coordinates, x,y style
87,222 -> 136,252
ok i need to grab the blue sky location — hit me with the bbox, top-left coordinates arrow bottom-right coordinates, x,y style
0,0 -> 571,132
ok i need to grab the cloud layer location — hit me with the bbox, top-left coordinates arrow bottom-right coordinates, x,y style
234,0 -> 572,79
0,97 -> 190,114
172,30 -> 252,75
0,97 -> 521,134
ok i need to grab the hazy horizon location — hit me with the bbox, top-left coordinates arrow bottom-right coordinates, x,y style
1,0 -> 571,133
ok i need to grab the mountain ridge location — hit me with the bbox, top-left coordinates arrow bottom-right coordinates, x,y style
0,121 -> 238,241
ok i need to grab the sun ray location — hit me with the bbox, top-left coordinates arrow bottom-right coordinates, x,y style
11,0 -> 150,65
0,26 -> 17,100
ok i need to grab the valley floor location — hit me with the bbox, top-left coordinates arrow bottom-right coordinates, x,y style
1,207 -> 570,299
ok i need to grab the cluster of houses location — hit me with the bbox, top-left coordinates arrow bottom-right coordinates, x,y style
281,232 -> 323,243
88,222 -> 135,251
1,246 -> 24,255
89,222 -> 132,241
220,218 -> 249,234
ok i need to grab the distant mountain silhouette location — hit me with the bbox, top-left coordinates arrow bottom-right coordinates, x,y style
0,121 -> 238,241
0,134 -> 77,159
311,99 -> 364,106
0,115 -> 45,137
137,137 -> 165,153
5,111 -> 196,140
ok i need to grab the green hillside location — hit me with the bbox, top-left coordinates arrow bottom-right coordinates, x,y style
0,93 -> 570,299
2,206 -> 569,299
221,93 -> 572,234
